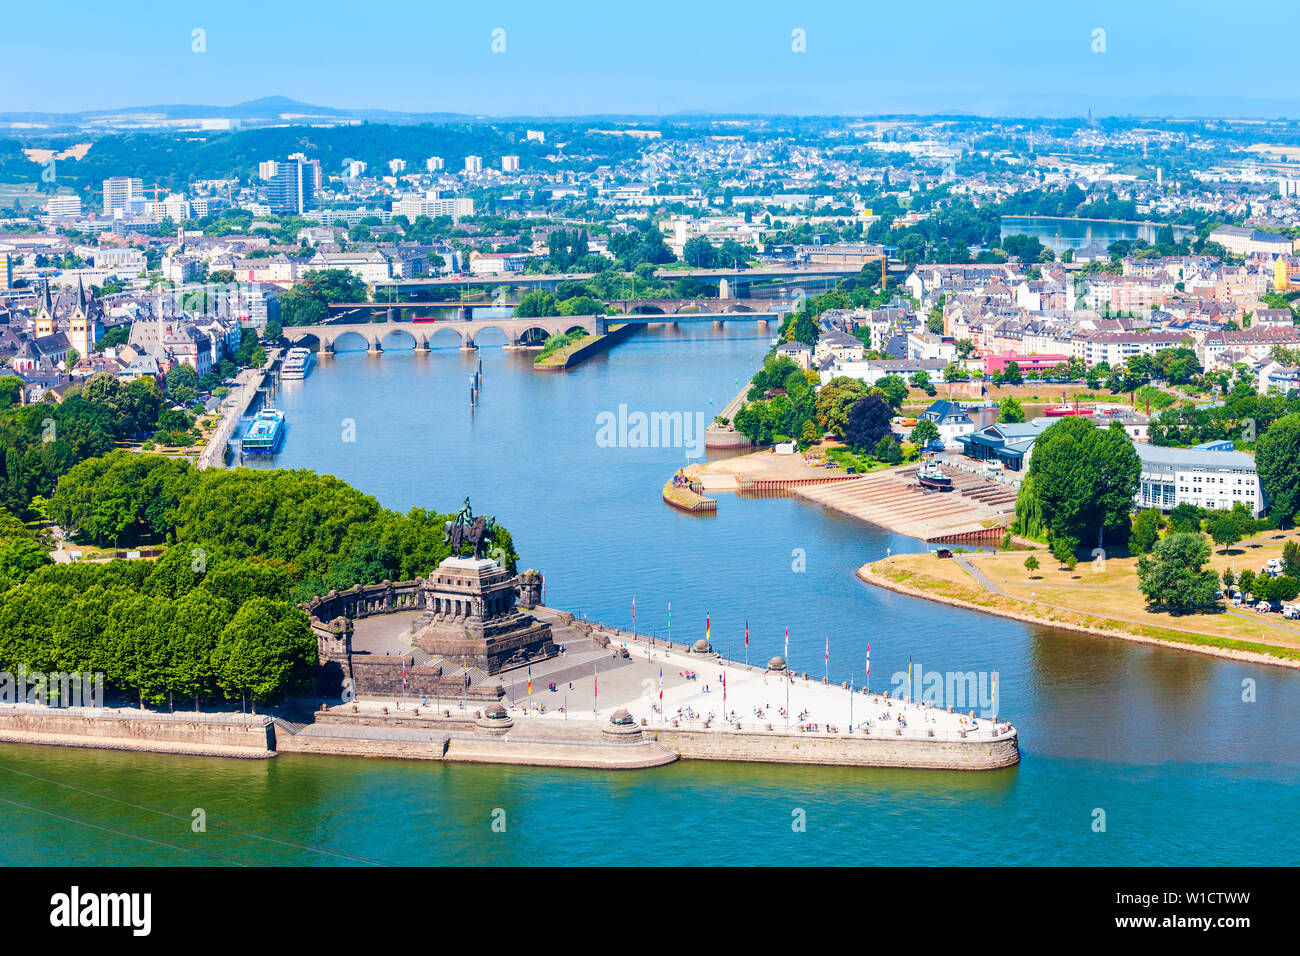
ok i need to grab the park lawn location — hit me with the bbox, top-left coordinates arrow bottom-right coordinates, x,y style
874,530 -> 1300,659
871,556 -> 1300,660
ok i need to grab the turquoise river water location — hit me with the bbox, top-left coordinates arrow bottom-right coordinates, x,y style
1,324 -> 1296,866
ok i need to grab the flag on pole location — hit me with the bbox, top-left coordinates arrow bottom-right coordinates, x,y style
632,595 -> 636,629
784,626 -> 789,659
658,667 -> 663,702
402,662 -> 407,692
706,613 -> 711,644
865,643 -> 871,676
722,670 -> 726,708
527,666 -> 532,697
744,620 -> 749,647
908,653 -> 913,699
825,636 -> 829,665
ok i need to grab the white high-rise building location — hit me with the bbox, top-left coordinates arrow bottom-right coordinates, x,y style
426,156 -> 444,172
102,177 -> 144,217
389,158 -> 407,175
464,155 -> 482,175
501,155 -> 520,172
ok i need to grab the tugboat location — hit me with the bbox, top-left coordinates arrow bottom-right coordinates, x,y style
916,455 -> 953,491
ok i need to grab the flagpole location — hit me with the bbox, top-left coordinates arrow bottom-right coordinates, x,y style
784,626 -> 790,730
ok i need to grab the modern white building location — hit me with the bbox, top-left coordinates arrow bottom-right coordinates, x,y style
102,177 -> 144,217
93,247 -> 147,275
44,195 -> 83,218
1136,441 -> 1265,517
464,155 -> 483,175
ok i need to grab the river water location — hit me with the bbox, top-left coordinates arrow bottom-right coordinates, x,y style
1001,215 -> 1194,253
2,325 -> 1297,866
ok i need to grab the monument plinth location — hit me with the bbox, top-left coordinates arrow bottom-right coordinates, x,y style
413,556 -> 556,674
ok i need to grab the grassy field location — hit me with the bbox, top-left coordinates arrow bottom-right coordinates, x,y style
866,526 -> 1300,662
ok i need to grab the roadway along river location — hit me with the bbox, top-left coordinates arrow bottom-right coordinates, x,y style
2,324 -> 1297,866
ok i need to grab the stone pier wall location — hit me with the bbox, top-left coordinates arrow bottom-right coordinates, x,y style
0,706 -> 274,756
651,726 -> 1020,771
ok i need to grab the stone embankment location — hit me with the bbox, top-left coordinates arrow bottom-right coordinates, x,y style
0,706 -> 274,758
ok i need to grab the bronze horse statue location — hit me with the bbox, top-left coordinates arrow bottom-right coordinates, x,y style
443,498 -> 498,561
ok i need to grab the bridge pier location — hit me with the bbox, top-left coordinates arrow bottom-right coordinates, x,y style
712,320 -> 725,330
461,339 -> 478,352
370,340 -> 383,354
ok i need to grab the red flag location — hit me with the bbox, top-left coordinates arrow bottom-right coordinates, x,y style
745,620 -> 749,646
632,595 -> 636,628
825,635 -> 829,664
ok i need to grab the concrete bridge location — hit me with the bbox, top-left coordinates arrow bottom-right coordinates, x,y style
608,297 -> 797,315
326,296 -> 799,322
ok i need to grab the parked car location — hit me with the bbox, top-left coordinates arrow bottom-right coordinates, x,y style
1255,601 -> 1273,613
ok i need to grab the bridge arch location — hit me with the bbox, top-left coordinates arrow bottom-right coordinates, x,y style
380,327 -> 419,351
471,326 -> 510,348
719,303 -> 755,314
289,332 -> 323,352
516,326 -> 551,347
424,326 -> 465,350
629,303 -> 665,315
331,330 -> 373,353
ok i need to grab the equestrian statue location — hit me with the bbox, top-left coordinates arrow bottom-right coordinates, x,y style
443,497 -> 499,562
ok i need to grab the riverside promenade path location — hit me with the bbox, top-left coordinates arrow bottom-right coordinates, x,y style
951,554 -> 1300,651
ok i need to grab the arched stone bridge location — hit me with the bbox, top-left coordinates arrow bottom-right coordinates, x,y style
282,315 -> 606,352
282,307 -> 787,353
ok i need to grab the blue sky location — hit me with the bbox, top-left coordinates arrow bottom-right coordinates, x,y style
2,0 -> 1296,117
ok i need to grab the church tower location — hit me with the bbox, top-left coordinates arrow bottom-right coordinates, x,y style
68,278 -> 98,358
34,279 -> 55,338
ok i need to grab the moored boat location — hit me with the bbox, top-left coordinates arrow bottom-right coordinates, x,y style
241,406 -> 286,454
281,347 -> 314,380
916,458 -> 953,491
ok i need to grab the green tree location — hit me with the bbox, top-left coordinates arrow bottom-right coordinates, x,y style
874,374 -> 909,410
1129,508 -> 1162,555
212,598 -> 315,712
1024,555 -> 1039,577
874,433 -> 903,464
1257,413 -> 1300,527
1051,535 -> 1079,569
1207,512 -> 1243,553
1284,540 -> 1300,578
0,376 -> 24,408
1025,417 -> 1140,550
814,377 -> 868,437
1136,532 -> 1219,611
998,397 -> 1025,424
910,419 -> 940,445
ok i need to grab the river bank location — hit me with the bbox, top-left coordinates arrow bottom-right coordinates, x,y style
859,556 -> 1300,670
683,450 -> 1011,541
